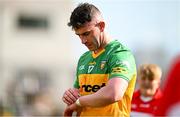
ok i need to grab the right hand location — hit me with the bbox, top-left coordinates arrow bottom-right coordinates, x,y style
62,88 -> 80,105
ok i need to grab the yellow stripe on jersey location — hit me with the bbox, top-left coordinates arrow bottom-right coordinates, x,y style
78,73 -> 136,116
79,74 -> 108,95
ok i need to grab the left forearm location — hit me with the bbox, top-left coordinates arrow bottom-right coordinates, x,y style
79,86 -> 118,107
78,78 -> 128,107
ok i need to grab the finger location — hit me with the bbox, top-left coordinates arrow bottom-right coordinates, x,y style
62,89 -> 80,105
64,94 -> 74,104
65,89 -> 77,102
63,91 -> 75,104
69,89 -> 80,99
62,94 -> 69,104
73,88 -> 81,97
67,89 -> 77,100
63,97 -> 71,105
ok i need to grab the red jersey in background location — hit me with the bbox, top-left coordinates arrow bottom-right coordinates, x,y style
131,89 -> 162,117
155,56 -> 180,116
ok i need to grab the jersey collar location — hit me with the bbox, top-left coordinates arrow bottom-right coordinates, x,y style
92,49 -> 105,58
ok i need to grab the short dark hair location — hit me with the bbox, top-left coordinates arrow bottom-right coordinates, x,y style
68,3 -> 100,29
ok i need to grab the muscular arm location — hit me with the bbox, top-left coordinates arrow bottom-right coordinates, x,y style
79,77 -> 128,107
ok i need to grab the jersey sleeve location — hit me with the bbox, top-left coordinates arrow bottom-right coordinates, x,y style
73,63 -> 80,88
73,77 -> 79,88
73,53 -> 87,89
108,50 -> 136,82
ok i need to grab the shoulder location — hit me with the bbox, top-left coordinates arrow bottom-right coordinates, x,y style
108,41 -> 136,67
107,40 -> 136,68
107,40 -> 133,58
79,51 -> 91,60
109,40 -> 130,52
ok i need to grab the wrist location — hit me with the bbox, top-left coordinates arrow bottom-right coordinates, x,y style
75,98 -> 82,107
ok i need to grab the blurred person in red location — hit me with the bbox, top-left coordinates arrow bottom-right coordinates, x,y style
131,64 -> 163,117
155,55 -> 180,116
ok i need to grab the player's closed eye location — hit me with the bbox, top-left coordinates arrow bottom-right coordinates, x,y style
82,31 -> 91,36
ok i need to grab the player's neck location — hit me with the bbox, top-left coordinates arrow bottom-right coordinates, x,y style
94,32 -> 111,54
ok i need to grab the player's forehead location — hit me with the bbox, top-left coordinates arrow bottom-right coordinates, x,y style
74,21 -> 96,34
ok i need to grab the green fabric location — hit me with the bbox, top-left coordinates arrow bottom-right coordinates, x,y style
74,40 -> 136,88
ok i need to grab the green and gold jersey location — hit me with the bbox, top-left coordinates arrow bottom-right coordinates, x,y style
74,40 -> 136,117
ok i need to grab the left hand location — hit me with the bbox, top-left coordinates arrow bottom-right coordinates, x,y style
64,107 -> 73,117
64,103 -> 81,117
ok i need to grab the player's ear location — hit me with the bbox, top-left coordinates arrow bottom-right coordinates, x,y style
98,21 -> 105,32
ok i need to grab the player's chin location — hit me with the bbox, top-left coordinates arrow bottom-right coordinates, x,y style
87,46 -> 95,51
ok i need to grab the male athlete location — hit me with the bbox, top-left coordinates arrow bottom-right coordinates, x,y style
62,3 -> 136,116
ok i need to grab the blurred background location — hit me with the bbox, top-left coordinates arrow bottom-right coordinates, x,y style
0,0 -> 179,116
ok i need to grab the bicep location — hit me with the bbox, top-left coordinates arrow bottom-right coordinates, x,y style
106,77 -> 128,100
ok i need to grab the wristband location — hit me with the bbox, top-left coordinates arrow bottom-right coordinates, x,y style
75,98 -> 82,107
